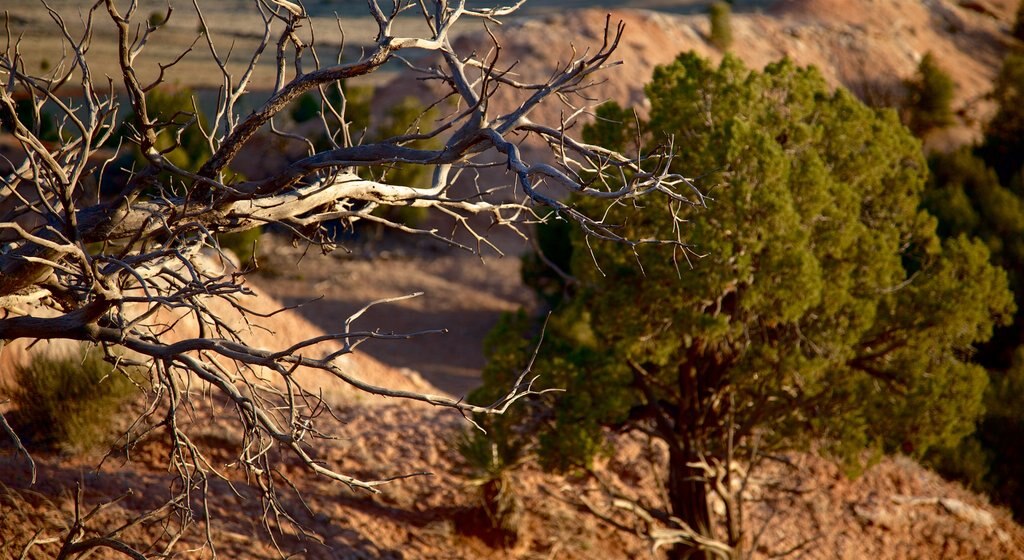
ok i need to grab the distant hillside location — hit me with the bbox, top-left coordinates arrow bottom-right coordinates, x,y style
379,0 -> 1015,151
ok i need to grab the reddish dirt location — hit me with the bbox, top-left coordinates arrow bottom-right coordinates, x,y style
3,405 -> 1023,558
249,226 -> 537,399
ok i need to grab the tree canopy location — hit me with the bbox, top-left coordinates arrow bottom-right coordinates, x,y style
474,53 -> 1014,558
979,52 -> 1024,186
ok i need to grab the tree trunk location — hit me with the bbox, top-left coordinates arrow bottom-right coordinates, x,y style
667,446 -> 715,560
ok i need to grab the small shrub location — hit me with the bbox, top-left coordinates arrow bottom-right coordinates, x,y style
141,87 -> 211,174
217,226 -> 262,269
902,52 -> 956,136
289,92 -> 322,124
366,96 -> 440,230
456,430 -> 523,547
2,347 -> 138,453
980,52 -> 1024,185
2,99 -> 59,142
709,1 -> 733,51
148,11 -> 166,28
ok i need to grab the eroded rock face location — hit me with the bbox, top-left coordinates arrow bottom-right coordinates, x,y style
378,0 -> 1011,151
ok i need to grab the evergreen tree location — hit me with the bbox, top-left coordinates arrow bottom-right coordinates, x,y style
921,51 -> 1024,521
472,53 -> 1013,558
924,148 -> 1024,363
980,52 -> 1024,186
709,1 -> 733,51
903,52 -> 956,136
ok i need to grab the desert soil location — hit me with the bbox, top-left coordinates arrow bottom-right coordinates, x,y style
250,224 -> 538,398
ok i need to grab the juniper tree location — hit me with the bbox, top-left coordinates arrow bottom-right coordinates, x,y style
709,1 -> 733,51
473,53 -> 1013,559
980,52 -> 1024,186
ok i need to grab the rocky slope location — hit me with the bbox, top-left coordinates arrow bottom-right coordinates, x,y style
380,0 -> 1015,151
3,401 -> 1024,558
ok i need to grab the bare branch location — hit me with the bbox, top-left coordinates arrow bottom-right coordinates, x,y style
0,1 -> 698,553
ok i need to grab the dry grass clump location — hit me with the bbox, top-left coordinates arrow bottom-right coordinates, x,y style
2,346 -> 139,453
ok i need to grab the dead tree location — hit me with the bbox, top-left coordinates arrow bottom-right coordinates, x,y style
0,0 -> 699,555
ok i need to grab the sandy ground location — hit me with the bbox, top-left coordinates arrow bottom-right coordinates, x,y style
250,220 -> 538,398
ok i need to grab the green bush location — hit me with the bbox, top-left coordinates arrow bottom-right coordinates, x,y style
709,1 -> 733,51
148,10 -> 166,28
366,96 -> 441,229
3,347 -> 138,453
902,52 -> 956,136
287,86 -> 433,231
918,49 -> 1024,521
2,99 -> 59,142
289,82 -> 372,132
455,428 -> 523,546
217,226 -> 262,269
980,52 -> 1024,186
141,87 -> 212,174
289,92 -> 322,124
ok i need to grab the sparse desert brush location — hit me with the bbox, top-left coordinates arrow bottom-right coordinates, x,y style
456,429 -> 524,546
903,51 -> 956,136
217,226 -> 263,269
709,1 -> 733,50
3,347 -> 139,453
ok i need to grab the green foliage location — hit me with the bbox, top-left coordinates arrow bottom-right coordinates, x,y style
920,52 -> 1024,519
902,52 -> 956,136
289,92 -> 323,124
459,311 -> 546,544
122,86 -> 247,197
2,99 -> 60,142
341,83 -> 374,136
455,429 -> 523,544
217,226 -> 262,268
924,148 -> 1024,301
709,1 -> 733,51
980,53 -> 1024,186
473,53 -> 1013,543
3,347 -> 138,453
136,87 -> 212,178
148,10 -> 166,28
366,96 -> 441,228
287,85 -> 435,229
977,349 -> 1024,515
288,82 -> 373,130
930,349 -> 1024,518
520,215 -> 574,307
